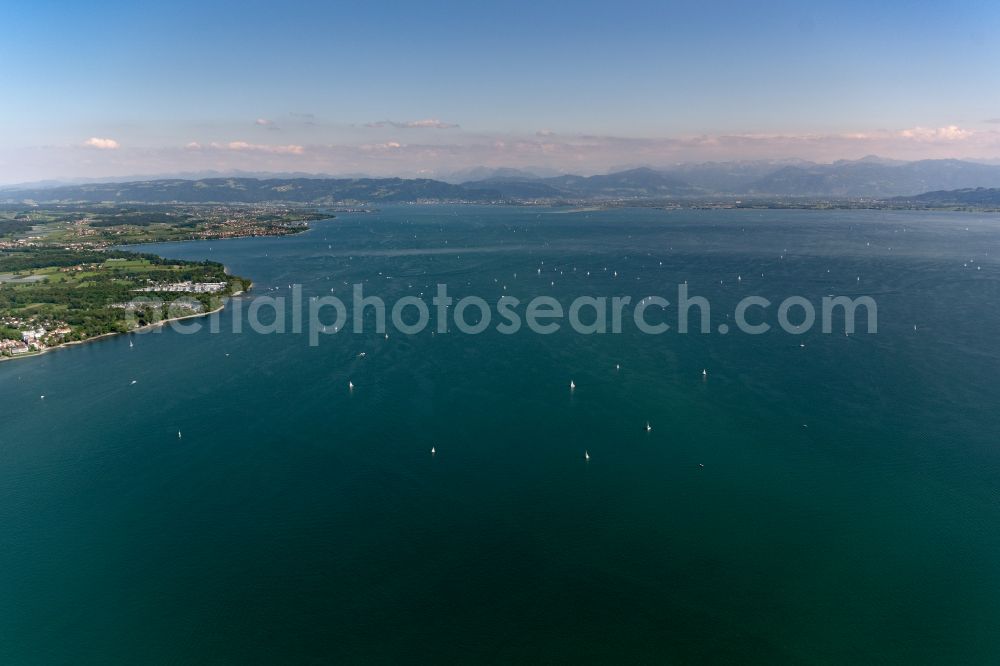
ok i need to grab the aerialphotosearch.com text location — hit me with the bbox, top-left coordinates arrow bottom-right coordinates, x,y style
138,283 -> 878,345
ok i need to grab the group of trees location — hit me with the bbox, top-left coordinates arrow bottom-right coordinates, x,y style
0,219 -> 32,238
88,210 -> 189,227
0,247 -> 242,341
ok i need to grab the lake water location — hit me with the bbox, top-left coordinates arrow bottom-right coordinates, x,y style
2,206 -> 999,663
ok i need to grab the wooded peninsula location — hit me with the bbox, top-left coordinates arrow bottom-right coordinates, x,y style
0,203 -> 325,358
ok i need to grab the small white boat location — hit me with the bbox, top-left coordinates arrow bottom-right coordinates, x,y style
177,431 -> 182,439
569,380 -> 576,390
348,380 -> 354,390
431,446 -> 436,455
584,450 -> 590,461
646,422 -> 652,432
702,369 -> 708,378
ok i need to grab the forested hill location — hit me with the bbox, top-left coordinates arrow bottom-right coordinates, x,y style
891,187 -> 1000,207
2,178 -> 502,204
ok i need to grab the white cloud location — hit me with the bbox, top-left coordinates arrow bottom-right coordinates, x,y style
212,141 -> 304,154
360,141 -> 406,152
365,119 -> 459,129
255,118 -> 279,130
898,125 -> 973,141
83,137 -> 120,150
18,122 -> 1000,185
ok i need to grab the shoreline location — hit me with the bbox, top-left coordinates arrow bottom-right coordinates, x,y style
0,294 -> 243,365
0,222 -> 274,366
113,221 -> 316,249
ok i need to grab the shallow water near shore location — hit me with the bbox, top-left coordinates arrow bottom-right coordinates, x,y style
2,206 -> 999,663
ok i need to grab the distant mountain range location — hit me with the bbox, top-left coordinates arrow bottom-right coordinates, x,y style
5,157 -> 1000,203
0,170 -> 343,190
458,158 -> 1000,199
1,178 -> 502,204
892,187 -> 1000,207
463,167 -> 704,199
737,157 -> 1000,198
437,166 -> 564,184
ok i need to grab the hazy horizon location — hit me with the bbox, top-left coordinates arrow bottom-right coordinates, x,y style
4,1 -> 1000,183
8,154 -> 1000,189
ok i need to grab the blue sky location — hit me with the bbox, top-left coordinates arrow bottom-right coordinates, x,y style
3,0 -> 1000,182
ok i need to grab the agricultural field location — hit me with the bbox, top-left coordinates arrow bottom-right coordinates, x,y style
0,203 -> 320,355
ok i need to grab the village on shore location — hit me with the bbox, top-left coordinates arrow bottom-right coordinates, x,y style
0,203 -> 321,359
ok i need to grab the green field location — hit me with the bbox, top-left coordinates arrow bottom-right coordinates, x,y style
0,203 -> 313,351
0,203 -> 323,245
0,247 -> 246,346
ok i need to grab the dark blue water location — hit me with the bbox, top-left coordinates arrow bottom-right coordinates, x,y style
2,207 -> 999,663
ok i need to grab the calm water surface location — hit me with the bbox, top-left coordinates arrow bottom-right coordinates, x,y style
2,207 -> 999,663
